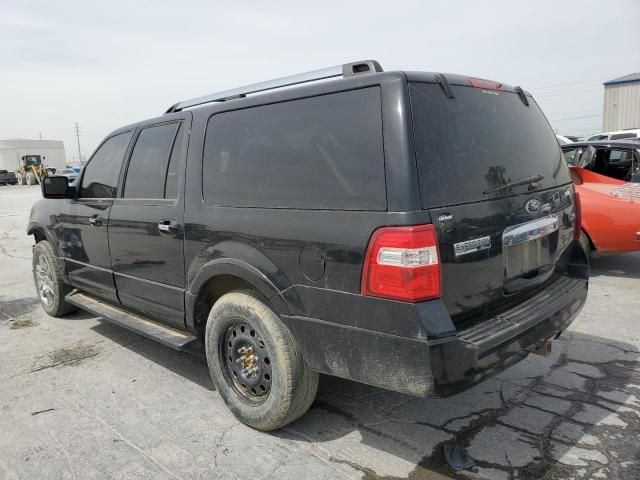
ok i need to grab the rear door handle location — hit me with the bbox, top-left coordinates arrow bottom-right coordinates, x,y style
158,219 -> 179,234
89,214 -> 102,226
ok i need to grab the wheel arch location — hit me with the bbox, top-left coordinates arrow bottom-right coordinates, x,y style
186,259 -> 292,337
580,223 -> 598,252
27,222 -> 61,256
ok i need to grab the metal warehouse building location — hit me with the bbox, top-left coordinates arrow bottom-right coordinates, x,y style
0,139 -> 67,172
602,72 -> 640,131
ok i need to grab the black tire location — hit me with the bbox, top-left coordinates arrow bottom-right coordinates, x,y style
32,241 -> 78,317
205,290 -> 318,431
26,172 -> 36,186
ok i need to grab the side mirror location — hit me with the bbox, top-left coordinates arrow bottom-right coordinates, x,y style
42,176 -> 72,199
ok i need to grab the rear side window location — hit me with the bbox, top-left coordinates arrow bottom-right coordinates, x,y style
164,124 -> 184,199
610,133 -> 637,140
80,132 -> 132,198
202,87 -> 386,210
410,83 -> 571,208
123,123 -> 181,199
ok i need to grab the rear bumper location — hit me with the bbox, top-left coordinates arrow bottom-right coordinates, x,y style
429,275 -> 587,395
283,273 -> 587,398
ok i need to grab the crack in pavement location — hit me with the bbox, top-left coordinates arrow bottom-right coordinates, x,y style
305,338 -> 640,480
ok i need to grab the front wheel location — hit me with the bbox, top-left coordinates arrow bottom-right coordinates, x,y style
205,291 -> 318,431
32,241 -> 77,316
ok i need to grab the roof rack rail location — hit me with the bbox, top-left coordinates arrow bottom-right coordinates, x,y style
164,60 -> 383,114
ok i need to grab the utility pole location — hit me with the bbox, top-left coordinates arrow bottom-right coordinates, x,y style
74,122 -> 83,165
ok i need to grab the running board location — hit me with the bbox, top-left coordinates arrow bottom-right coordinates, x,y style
65,291 -> 199,351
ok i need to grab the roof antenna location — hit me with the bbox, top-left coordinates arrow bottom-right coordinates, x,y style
514,86 -> 529,106
435,74 -> 455,99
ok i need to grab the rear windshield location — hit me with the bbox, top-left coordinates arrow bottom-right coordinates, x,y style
410,82 -> 571,208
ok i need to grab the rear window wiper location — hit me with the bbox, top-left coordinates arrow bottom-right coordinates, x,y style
483,174 -> 544,195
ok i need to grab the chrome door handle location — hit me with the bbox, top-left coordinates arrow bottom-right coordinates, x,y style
89,215 -> 102,226
158,220 -> 178,234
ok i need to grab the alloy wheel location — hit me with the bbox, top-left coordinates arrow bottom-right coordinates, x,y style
35,255 -> 54,306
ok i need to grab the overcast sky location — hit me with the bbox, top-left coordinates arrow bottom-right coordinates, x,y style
1,0 -> 639,163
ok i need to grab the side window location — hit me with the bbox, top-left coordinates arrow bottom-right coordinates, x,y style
610,133 -> 636,140
585,148 -> 633,181
632,152 -> 640,183
123,123 -> 181,199
80,132 -> 132,198
607,149 -> 634,180
202,88 -> 386,210
164,124 -> 183,199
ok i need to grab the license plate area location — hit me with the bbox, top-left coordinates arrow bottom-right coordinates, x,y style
502,215 -> 559,293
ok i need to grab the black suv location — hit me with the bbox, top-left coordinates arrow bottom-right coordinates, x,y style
0,170 -> 18,185
29,60 -> 589,430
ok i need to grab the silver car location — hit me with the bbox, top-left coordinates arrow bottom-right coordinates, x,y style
57,168 -> 78,184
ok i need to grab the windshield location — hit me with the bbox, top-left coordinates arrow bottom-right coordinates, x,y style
410,82 -> 571,207
60,169 -> 75,174
23,155 -> 41,166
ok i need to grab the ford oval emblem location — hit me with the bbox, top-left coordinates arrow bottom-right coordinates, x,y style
525,199 -> 542,215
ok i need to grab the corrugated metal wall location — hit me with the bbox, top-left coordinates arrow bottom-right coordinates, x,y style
603,81 -> 640,131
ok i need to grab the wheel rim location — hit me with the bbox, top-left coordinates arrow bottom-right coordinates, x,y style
220,320 -> 272,404
35,255 -> 54,307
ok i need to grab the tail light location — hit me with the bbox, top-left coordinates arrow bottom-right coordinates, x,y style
361,224 -> 441,302
573,190 -> 582,240
468,78 -> 503,90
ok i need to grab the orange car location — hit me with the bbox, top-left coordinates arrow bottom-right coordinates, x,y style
563,140 -> 640,255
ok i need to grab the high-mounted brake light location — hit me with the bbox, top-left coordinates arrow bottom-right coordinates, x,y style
361,225 -> 441,302
468,78 -> 503,91
573,190 -> 582,241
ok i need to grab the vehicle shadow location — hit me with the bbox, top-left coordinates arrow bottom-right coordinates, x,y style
89,316 -> 640,479
277,331 -> 640,479
90,320 -> 215,391
589,251 -> 640,279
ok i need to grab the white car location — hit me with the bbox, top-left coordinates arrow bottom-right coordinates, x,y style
586,128 -> 640,141
57,167 -> 79,184
556,135 -> 574,145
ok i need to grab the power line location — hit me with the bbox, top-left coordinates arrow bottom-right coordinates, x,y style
528,79 -> 602,91
534,86 -> 603,99
546,109 -> 601,118
551,113 -> 602,122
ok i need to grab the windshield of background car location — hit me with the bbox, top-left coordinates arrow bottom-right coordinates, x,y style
409,82 -> 571,208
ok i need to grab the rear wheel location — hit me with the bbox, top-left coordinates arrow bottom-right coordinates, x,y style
205,291 -> 318,431
32,241 -> 77,316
